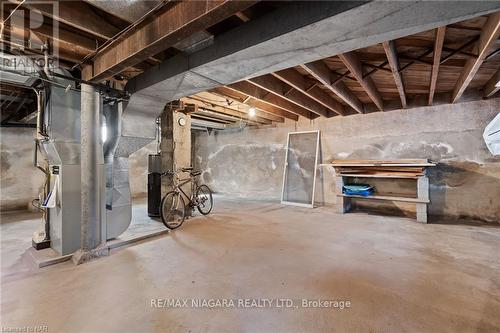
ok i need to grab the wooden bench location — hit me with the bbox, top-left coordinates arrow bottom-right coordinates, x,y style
320,159 -> 436,223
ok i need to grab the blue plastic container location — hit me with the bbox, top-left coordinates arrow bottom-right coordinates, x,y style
343,184 -> 374,196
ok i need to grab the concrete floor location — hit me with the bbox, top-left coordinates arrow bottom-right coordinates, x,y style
1,197 -> 500,332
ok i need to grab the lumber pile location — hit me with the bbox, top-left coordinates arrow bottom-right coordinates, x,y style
330,159 -> 436,178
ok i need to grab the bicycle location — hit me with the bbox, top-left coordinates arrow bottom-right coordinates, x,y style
160,167 -> 214,229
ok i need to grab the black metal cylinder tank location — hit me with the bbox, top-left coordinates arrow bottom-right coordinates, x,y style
147,154 -> 161,217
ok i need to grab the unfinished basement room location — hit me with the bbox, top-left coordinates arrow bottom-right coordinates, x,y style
1,1 -> 500,332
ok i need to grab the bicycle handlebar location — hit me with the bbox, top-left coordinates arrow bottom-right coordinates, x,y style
161,168 -> 201,177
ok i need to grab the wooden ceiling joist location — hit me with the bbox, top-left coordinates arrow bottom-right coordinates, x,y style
193,109 -> 254,125
191,113 -> 232,125
15,0 -> 122,40
226,81 -> 315,119
212,86 -> 298,122
248,75 -> 334,118
82,1 -> 258,82
5,1 -> 160,77
428,27 -> 446,105
451,12 -> 500,103
272,68 -> 345,116
203,89 -> 285,123
3,26 -> 87,62
483,69 -> 500,97
300,61 -> 364,114
6,16 -> 98,52
184,94 -> 271,125
382,40 -> 407,108
338,51 -> 384,111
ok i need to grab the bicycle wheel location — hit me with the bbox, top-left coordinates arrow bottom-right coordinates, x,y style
196,184 -> 213,215
160,191 -> 186,229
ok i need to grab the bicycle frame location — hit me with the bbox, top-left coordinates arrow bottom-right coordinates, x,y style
173,175 -> 198,206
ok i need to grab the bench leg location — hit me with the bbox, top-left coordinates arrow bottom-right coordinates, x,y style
416,203 -> 427,223
337,196 -> 351,214
335,175 -> 350,213
417,176 -> 429,223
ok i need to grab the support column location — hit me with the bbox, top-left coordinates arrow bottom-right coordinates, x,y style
73,84 -> 107,264
160,101 -> 192,211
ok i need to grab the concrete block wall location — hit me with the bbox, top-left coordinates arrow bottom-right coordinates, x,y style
194,98 -> 500,222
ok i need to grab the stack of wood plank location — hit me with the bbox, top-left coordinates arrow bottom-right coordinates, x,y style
330,159 -> 436,178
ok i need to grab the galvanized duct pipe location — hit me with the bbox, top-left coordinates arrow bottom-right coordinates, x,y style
102,93 -> 164,238
103,101 -> 133,239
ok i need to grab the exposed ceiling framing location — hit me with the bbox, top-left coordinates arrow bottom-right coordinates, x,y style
1,1 -> 499,129
195,12 -> 499,127
81,1 -> 258,82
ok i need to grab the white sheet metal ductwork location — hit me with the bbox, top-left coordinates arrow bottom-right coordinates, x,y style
103,101 -> 136,238
43,79 -> 132,254
42,78 -> 131,254
101,94 -> 160,240
0,54 -> 40,87
2,55 -> 133,254
42,80 -> 85,255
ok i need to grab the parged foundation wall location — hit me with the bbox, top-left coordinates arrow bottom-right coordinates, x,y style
194,98 -> 500,222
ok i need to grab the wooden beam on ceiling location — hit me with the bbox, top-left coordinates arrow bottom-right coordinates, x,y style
205,87 -> 286,123
82,1 -> 257,82
212,87 -> 298,122
338,51 -> 384,111
185,101 -> 267,126
428,26 -> 446,105
4,6 -> 159,78
16,0 -> 122,40
227,81 -> 315,119
483,69 -> 500,97
451,12 -> 500,103
360,40 -> 473,82
6,2 -> 159,74
199,91 -> 283,123
6,15 -> 98,51
191,113 -> 232,125
3,26 -> 86,61
300,61 -> 364,114
382,40 -> 407,108
248,75 -> 335,118
272,68 -> 345,116
184,94 -> 271,125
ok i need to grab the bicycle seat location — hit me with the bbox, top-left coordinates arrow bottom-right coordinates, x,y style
180,167 -> 193,172
191,170 -> 202,177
